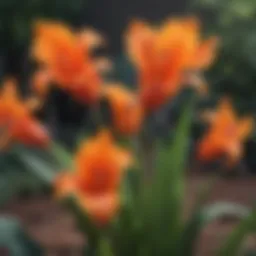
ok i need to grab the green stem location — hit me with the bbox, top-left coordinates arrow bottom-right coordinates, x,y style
138,134 -> 157,184
63,197 -> 100,256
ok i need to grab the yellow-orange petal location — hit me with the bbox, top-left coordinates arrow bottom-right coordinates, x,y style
11,118 -> 50,148
1,77 -> 19,101
238,117 -> 254,140
125,20 -> 156,70
31,69 -> 52,98
79,193 -> 119,226
225,142 -> 243,167
190,36 -> 219,70
55,173 -> 76,198
103,85 -> 143,135
217,98 -> 237,126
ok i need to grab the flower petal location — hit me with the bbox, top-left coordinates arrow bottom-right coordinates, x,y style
238,117 -> 254,140
79,193 -> 119,226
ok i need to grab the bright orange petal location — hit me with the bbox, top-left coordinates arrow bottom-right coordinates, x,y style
55,173 -> 76,198
11,118 -> 49,147
103,85 -> 143,134
226,142 -> 242,167
190,36 -> 219,70
216,98 -> 237,128
125,20 -> 157,70
31,69 -> 52,98
1,77 -> 19,101
238,117 -> 253,140
79,193 -> 119,226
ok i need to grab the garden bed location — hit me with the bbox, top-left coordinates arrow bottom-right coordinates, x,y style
0,174 -> 256,256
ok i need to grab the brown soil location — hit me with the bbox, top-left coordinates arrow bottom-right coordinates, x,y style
0,174 -> 256,256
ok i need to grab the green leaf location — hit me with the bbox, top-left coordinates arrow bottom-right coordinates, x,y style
0,148 -> 48,205
97,236 -> 114,256
112,168 -> 142,256
217,206 -> 256,256
178,175 -> 218,256
179,202 -> 249,256
16,148 -> 57,183
142,93 -> 196,255
50,141 -> 73,170
0,217 -> 43,255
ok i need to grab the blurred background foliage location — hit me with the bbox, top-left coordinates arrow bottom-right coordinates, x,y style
191,0 -> 256,114
0,0 -> 256,167
0,0 -> 87,78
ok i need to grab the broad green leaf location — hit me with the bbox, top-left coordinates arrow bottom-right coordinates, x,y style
0,172 -> 21,206
97,236 -> 114,256
142,93 -> 196,255
112,168 -> 142,256
17,149 -> 56,183
0,217 -> 44,255
15,144 -> 63,171
0,151 -> 45,206
179,202 -> 249,256
50,141 -> 73,170
217,206 -> 256,256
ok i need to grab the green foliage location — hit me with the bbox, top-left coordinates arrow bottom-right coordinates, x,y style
218,206 -> 256,256
0,0 -> 86,48
61,95 -> 256,255
0,217 -> 43,255
191,0 -> 256,112
0,0 -> 87,76
0,143 -> 72,207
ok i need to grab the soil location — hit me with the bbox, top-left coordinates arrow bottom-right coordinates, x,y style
0,174 -> 256,256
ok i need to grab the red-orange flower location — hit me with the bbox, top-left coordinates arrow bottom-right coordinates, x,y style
198,99 -> 253,165
55,130 -> 132,225
102,84 -> 143,135
32,21 -> 102,104
126,17 -> 218,111
31,69 -> 52,99
0,78 -> 49,148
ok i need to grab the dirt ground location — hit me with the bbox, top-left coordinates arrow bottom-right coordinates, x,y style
0,174 -> 256,256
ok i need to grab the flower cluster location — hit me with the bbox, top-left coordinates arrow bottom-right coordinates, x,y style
0,78 -> 49,149
2,17 -> 253,229
56,130 -> 131,225
29,18 -> 253,225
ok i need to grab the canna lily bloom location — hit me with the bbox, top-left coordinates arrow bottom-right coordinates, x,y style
102,84 -> 143,135
126,17 -> 218,111
0,78 -> 49,148
32,21 -> 103,104
197,99 -> 253,165
55,130 -> 132,225
31,69 -> 52,99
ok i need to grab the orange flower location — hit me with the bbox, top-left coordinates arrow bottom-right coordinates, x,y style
198,99 -> 253,165
126,17 -> 218,111
32,21 -> 102,104
31,69 -> 52,99
103,84 -> 143,135
0,78 -> 49,148
55,130 -> 132,225
76,28 -> 106,53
